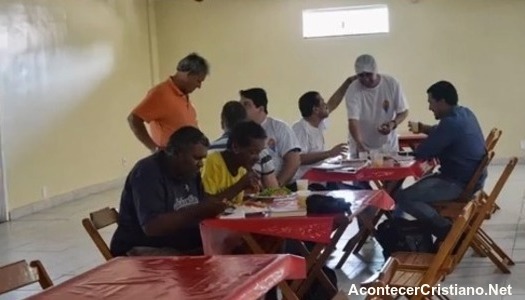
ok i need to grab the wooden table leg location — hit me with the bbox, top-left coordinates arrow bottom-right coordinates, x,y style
352,179 -> 404,254
293,220 -> 349,298
353,208 -> 383,254
335,230 -> 363,269
241,234 -> 299,300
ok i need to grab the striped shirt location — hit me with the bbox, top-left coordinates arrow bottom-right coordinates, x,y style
209,133 -> 275,176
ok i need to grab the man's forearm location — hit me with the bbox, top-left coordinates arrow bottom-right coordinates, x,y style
128,114 -> 157,151
300,152 -> 331,165
262,173 -> 279,188
143,205 -> 208,236
277,153 -> 300,186
419,123 -> 434,135
327,76 -> 356,113
393,110 -> 409,127
348,119 -> 364,146
207,180 -> 246,202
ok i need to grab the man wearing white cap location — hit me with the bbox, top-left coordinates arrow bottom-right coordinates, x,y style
345,54 -> 409,156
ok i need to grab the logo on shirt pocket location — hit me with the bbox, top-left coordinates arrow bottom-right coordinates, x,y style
382,99 -> 390,113
267,138 -> 277,152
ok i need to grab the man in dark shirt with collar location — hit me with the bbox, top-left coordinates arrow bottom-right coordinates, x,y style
394,81 -> 486,239
110,127 -> 228,256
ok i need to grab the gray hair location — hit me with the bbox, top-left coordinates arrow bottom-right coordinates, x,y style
176,52 -> 209,75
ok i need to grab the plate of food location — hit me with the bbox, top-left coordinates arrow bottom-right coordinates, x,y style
246,187 -> 296,201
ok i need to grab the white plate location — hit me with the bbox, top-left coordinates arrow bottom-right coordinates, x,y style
241,205 -> 268,214
341,158 -> 368,164
312,163 -> 344,170
392,155 -> 415,162
246,193 -> 297,200
219,205 -> 268,219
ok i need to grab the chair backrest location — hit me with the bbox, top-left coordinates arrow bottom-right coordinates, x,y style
419,202 -> 475,286
0,260 -> 53,295
485,128 -> 502,152
452,157 -> 518,267
82,207 -> 118,261
458,151 -> 495,201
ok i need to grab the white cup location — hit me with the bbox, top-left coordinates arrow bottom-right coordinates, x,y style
358,151 -> 368,160
409,121 -> 420,134
370,150 -> 384,167
296,179 -> 309,191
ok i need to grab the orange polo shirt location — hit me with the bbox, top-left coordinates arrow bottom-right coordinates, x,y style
132,78 -> 198,148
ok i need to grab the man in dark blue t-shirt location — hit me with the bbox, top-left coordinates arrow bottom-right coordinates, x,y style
110,127 -> 228,256
394,81 -> 486,239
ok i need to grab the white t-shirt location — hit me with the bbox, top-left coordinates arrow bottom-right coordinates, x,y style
261,117 -> 301,175
345,74 -> 408,156
292,118 -> 325,180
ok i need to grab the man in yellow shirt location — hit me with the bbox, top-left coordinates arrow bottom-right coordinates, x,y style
202,121 -> 266,204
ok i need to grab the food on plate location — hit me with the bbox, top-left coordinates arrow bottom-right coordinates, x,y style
243,200 -> 268,208
258,187 -> 293,197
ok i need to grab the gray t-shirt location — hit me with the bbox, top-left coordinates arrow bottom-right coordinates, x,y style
110,152 -> 204,256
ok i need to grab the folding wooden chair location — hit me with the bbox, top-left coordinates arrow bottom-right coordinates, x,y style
361,202 -> 475,300
468,157 -> 517,273
335,162 -> 436,269
485,127 -> 502,152
385,195 -> 483,277
82,207 -> 119,261
0,260 -> 53,295
431,151 -> 494,219
484,128 -> 503,214
394,157 -> 517,274
458,151 -> 495,202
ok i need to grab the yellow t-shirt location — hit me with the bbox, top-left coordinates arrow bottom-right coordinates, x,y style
202,151 -> 247,205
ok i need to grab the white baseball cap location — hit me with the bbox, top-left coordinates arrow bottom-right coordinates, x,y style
354,54 -> 377,74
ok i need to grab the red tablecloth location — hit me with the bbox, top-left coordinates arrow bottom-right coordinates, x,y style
201,190 -> 394,255
27,255 -> 306,300
303,160 -> 433,182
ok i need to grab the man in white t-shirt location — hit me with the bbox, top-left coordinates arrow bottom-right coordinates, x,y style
240,88 -> 301,189
345,54 -> 409,157
292,82 -> 354,181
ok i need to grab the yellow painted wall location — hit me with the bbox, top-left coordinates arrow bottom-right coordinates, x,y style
154,0 -> 525,158
1,0 -> 152,210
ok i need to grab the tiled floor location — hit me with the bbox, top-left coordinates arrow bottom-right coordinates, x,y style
1,165 -> 524,299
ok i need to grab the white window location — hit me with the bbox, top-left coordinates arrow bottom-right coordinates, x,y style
302,5 -> 389,38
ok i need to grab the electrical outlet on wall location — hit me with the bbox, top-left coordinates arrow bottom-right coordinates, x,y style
121,158 -> 127,167
521,140 -> 525,150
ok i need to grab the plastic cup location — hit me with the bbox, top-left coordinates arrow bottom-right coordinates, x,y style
296,179 -> 309,191
358,151 -> 368,160
409,121 -> 420,134
370,150 -> 384,167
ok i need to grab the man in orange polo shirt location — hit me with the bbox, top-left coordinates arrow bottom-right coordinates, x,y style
128,53 -> 209,151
